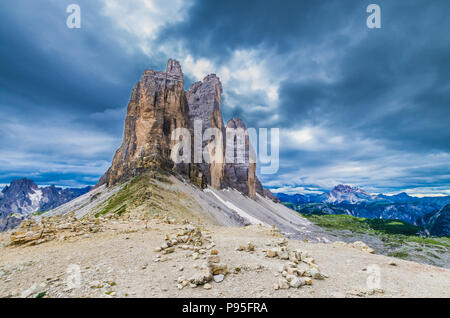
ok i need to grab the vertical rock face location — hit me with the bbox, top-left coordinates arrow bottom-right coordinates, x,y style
98,59 -> 190,186
98,59 -> 276,200
223,118 -> 257,198
186,75 -> 225,190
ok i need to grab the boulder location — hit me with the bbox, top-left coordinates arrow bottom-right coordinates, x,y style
289,277 -> 305,288
213,274 -> 225,283
266,249 -> 279,258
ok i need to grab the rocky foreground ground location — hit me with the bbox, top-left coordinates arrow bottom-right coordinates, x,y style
1,215 -> 449,298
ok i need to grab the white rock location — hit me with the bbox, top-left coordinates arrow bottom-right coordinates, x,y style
279,252 -> 289,260
21,284 -> 38,298
177,276 -> 185,284
310,267 -> 325,280
289,277 -> 305,288
286,267 -> 299,276
286,274 -> 296,282
213,274 -> 224,283
289,252 -> 299,263
303,257 -> 315,265
278,278 -> 289,289
277,238 -> 288,246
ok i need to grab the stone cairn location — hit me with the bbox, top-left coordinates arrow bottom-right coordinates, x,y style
260,238 -> 329,290
154,223 -> 228,290
332,241 -> 375,254
154,219 -> 329,291
10,213 -> 103,247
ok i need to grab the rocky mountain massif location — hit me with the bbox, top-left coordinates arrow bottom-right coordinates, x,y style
1,60 -> 449,298
12,59 -> 332,244
428,203 -> 450,237
98,59 -> 272,200
277,185 -> 450,236
0,178 -> 90,231
0,59 -> 276,233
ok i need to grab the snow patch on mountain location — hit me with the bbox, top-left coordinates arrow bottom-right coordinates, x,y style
0,178 -> 91,231
28,189 -> 43,213
204,188 -> 266,225
326,185 -> 375,204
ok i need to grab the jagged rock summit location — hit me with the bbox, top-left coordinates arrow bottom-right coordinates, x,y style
98,59 -> 271,199
98,59 -> 190,186
0,178 -> 91,231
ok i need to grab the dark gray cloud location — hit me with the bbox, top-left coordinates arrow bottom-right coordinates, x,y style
0,0 -> 449,196
0,0 -> 144,186
161,0 -> 362,57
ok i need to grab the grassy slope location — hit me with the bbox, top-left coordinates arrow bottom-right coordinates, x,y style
282,202 -> 450,267
303,214 -> 419,235
92,172 -> 215,225
302,213 -> 449,248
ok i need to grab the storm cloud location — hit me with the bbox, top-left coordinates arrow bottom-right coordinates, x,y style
0,0 -> 449,196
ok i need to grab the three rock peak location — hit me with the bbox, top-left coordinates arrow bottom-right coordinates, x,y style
98,59 -> 273,200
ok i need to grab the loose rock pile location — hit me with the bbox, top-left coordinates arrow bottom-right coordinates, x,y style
262,239 -> 329,290
155,224 -> 211,252
235,237 -> 328,290
154,223 -> 230,289
332,241 -> 375,254
188,256 -> 228,288
155,214 -> 177,225
236,242 -> 256,252
10,213 -> 103,247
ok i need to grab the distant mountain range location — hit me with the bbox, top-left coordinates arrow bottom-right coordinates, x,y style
276,185 -> 450,237
427,203 -> 450,237
0,178 -> 91,231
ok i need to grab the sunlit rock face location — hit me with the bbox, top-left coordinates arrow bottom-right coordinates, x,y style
98,59 -> 190,186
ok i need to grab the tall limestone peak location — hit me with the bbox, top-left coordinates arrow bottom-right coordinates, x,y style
98,60 -> 190,186
166,59 -> 183,78
98,59 -> 276,201
223,118 -> 257,198
186,74 -> 225,190
186,74 -> 224,133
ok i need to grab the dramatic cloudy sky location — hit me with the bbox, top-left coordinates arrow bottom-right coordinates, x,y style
1,0 -> 449,196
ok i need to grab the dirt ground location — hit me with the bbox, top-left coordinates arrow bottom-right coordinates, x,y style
1,218 -> 449,298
